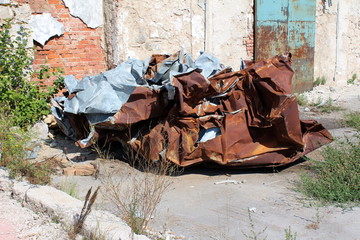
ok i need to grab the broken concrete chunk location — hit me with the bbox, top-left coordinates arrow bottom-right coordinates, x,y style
29,13 -> 64,46
62,0 -> 103,28
63,163 -> 96,176
13,4 -> 31,22
29,121 -> 49,140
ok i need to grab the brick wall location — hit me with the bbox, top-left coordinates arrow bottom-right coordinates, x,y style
29,0 -> 107,81
243,34 -> 254,59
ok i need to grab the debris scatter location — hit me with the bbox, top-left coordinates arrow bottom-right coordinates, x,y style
53,51 -> 332,168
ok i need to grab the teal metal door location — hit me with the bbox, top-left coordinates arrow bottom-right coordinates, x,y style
255,0 -> 316,92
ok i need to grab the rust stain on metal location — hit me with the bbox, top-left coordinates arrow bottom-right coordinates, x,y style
55,52 -> 332,169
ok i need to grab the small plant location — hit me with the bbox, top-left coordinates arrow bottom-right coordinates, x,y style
60,179 -> 79,198
0,20 -> 63,128
295,94 -> 308,106
91,140 -> 114,160
306,207 -> 323,230
69,187 -> 100,239
0,113 -> 51,184
347,73 -> 358,84
52,216 -> 61,224
241,208 -> 267,240
314,76 -> 326,86
298,135 -> 360,204
101,159 -> 174,235
344,112 -> 360,131
309,96 -> 323,107
284,226 -> 297,240
316,98 -> 344,113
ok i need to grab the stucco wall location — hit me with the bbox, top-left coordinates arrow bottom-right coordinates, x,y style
104,0 -> 204,65
205,0 -> 254,69
104,0 -> 254,68
314,0 -> 360,85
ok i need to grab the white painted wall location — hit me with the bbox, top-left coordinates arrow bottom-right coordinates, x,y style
104,0 -> 254,68
205,0 -> 253,69
314,0 -> 360,85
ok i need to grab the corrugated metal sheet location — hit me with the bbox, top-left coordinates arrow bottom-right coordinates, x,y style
255,0 -> 316,92
53,51 -> 333,169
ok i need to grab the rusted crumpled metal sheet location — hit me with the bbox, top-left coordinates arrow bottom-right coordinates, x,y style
52,51 -> 332,168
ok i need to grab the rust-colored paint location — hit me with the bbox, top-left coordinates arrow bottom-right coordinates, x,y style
62,53 -> 332,168
255,0 -> 316,93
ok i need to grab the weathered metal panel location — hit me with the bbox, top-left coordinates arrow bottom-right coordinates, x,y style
53,51 -> 333,169
255,0 -> 316,92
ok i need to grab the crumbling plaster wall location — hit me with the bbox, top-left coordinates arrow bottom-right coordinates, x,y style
1,0 -> 107,81
104,0 -> 205,65
205,0 -> 254,69
29,0 -> 107,80
0,0 -> 32,47
314,0 -> 360,85
104,0 -> 254,69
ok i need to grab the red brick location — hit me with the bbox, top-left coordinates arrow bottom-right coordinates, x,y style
61,53 -> 74,58
48,54 -> 59,59
47,58 -> 61,63
48,0 -> 62,4
55,4 -> 66,9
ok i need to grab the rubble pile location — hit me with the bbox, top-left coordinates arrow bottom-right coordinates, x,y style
52,51 -> 332,168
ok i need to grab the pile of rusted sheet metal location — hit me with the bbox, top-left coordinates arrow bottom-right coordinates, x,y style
52,50 -> 333,168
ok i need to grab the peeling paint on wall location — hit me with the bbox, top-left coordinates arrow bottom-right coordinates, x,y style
103,0 -> 254,69
103,0 -> 204,65
62,0 -> 103,29
29,13 -> 64,46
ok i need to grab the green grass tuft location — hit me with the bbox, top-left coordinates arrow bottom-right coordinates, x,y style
298,135 -> 360,205
347,73 -> 358,85
0,112 -> 51,184
314,76 -> 326,86
344,112 -> 360,131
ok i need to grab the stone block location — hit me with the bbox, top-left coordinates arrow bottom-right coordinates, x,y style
0,6 -> 13,20
13,4 -> 31,21
63,167 -> 75,176
73,163 -> 95,176
29,121 -> 49,140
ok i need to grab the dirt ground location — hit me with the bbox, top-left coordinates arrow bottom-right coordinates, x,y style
46,83 -> 360,240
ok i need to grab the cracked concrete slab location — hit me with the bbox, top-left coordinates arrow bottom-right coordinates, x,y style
29,13 -> 64,46
0,169 -> 149,240
62,0 -> 103,29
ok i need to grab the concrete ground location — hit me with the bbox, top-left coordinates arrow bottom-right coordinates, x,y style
0,190 -> 69,240
1,83 -> 359,240
49,83 -> 360,240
